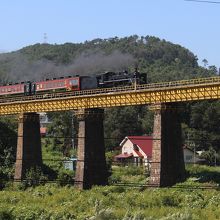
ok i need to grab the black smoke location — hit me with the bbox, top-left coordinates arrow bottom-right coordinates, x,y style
0,50 -> 136,83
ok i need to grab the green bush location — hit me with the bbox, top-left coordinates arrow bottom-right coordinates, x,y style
0,210 -> 14,220
109,165 -> 146,185
186,165 -> 220,184
57,169 -> 74,186
22,167 -> 48,188
0,166 -> 14,189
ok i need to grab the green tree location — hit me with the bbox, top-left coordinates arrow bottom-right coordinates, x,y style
46,111 -> 75,157
0,118 -> 17,166
104,106 -> 150,150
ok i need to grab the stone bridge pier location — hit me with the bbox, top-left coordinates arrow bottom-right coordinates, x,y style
74,108 -> 108,189
14,113 -> 42,181
149,103 -> 186,187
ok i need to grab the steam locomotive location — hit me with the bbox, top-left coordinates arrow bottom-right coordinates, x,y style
0,70 -> 147,97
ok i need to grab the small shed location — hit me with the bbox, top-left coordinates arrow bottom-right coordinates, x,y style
183,146 -> 204,164
63,157 -> 77,171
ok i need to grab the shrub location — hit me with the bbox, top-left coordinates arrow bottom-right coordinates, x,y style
57,169 -> 74,186
0,210 -> 14,220
0,167 -> 14,189
22,167 -> 48,188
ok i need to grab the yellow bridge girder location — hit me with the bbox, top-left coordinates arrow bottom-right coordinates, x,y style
0,76 -> 220,115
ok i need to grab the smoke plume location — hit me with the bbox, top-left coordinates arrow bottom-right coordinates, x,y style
0,50 -> 136,82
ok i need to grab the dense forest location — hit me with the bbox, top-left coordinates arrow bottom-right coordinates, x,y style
0,35 -> 220,166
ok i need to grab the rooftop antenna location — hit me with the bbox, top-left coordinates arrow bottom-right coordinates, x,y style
43,33 -> 48,44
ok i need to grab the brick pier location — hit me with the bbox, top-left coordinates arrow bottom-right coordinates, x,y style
14,113 -> 42,181
74,108 -> 108,189
149,103 -> 186,187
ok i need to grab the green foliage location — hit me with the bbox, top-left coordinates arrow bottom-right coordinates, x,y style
0,118 -> 17,166
160,212 -> 193,220
109,165 -> 146,185
22,167 -> 48,188
57,169 -> 74,186
0,182 -> 220,219
0,166 -> 14,189
0,169 -> 9,189
0,118 -> 17,189
186,164 -> 220,184
105,151 -> 116,175
46,111 -> 75,157
1,163 -> 220,218
182,100 -> 220,161
200,148 -> 220,165
0,210 -> 14,220
104,106 -> 150,150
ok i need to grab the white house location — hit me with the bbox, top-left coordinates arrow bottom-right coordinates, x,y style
114,136 -> 153,165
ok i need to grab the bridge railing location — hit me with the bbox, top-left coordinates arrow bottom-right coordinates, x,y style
137,76 -> 220,90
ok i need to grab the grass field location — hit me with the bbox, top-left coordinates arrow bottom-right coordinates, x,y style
0,165 -> 219,220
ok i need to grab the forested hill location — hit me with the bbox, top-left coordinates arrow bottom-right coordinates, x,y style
0,35 -> 218,83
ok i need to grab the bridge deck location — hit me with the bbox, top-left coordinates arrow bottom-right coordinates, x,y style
0,76 -> 220,115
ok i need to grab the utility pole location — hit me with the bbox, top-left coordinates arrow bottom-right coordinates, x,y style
214,150 -> 217,167
188,132 -> 196,165
193,143 -> 196,166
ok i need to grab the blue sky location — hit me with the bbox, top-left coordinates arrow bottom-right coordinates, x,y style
0,0 -> 220,67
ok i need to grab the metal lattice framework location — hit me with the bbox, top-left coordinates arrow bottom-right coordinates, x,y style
0,76 -> 220,115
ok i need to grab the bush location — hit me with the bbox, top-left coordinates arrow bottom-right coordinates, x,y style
0,167 -> 14,189
0,210 -> 14,220
186,165 -> 220,184
22,167 -> 48,188
57,169 -> 74,186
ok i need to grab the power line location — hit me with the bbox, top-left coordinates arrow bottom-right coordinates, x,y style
185,0 -> 220,3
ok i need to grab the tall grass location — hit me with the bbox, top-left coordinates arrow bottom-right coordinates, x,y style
0,183 -> 220,219
0,165 -> 220,219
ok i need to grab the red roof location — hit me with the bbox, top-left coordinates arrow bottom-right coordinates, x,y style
115,153 -> 133,159
127,136 -> 153,158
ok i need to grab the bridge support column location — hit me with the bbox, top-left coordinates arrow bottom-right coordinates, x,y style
14,113 -> 42,181
149,103 -> 186,187
74,108 -> 108,189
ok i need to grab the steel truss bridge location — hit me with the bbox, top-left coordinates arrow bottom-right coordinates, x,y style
0,76 -> 220,115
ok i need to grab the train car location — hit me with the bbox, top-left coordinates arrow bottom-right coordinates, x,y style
0,81 -> 37,97
0,83 -> 23,96
0,75 -> 98,97
34,75 -> 98,94
35,77 -> 73,93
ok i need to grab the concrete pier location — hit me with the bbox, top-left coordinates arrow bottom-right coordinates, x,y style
14,113 -> 42,181
74,108 -> 108,189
